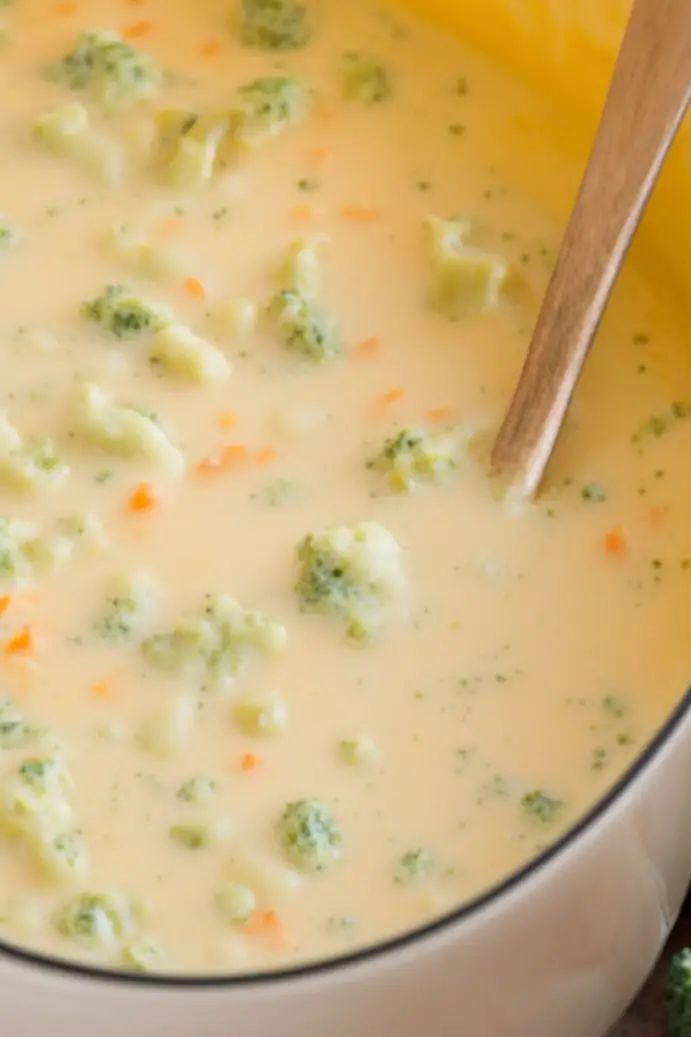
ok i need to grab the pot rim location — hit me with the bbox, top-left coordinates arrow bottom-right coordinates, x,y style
2,685 -> 690,989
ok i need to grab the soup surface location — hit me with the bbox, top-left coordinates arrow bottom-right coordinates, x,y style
0,0 -> 690,976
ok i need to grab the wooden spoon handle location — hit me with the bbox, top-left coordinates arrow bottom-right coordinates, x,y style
491,0 -> 691,497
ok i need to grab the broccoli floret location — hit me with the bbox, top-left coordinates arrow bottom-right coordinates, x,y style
395,848 -> 434,883
280,799 -> 343,872
425,216 -> 508,317
169,823 -> 212,850
83,285 -> 171,339
295,521 -> 407,641
339,734 -> 380,768
150,323 -> 231,384
270,290 -> 340,363
216,882 -> 257,924
521,790 -> 562,823
0,700 -> 39,749
232,76 -> 311,148
98,573 -> 155,641
122,939 -> 165,973
233,693 -> 288,737
0,414 -> 70,493
141,594 -> 287,688
51,30 -> 161,107
177,776 -> 216,804
369,426 -> 460,492
666,948 -> 691,1037
340,52 -> 391,104
0,217 -> 18,252
239,0 -> 311,50
0,516 -> 35,583
56,892 -> 136,949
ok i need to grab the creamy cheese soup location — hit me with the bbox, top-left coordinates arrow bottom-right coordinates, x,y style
0,0 -> 690,977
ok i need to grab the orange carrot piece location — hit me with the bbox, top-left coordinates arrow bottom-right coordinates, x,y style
604,528 -> 628,556
255,446 -> 277,467
123,19 -> 152,38
425,407 -> 455,424
341,204 -> 380,222
379,387 -> 404,405
197,444 -> 248,475
352,336 -> 381,360
5,627 -> 34,658
244,910 -> 281,936
310,146 -> 331,167
240,752 -> 259,773
201,40 -> 222,58
0,595 -> 12,618
128,482 -> 157,513
184,277 -> 207,300
217,410 -> 238,431
91,680 -> 113,701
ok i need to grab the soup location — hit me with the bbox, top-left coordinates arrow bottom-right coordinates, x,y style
0,0 -> 689,976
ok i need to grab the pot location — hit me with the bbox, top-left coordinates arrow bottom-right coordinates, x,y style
3,2 -> 690,1034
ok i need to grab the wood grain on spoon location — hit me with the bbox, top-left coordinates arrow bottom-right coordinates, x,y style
491,0 -> 691,498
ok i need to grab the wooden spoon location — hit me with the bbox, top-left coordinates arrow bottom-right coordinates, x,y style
491,0 -> 691,497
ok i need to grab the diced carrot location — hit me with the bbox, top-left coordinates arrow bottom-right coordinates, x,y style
240,752 -> 259,773
0,595 -> 12,618
379,387 -> 404,406
341,204 -> 380,223
425,407 -> 455,423
5,627 -> 34,658
310,146 -> 331,167
123,19 -> 152,38
292,204 -> 314,222
184,277 -> 207,301
604,528 -> 628,556
352,337 -> 381,360
154,216 -> 184,238
217,410 -> 238,431
128,482 -> 157,512
91,680 -> 113,701
255,445 -> 277,467
244,909 -> 281,936
197,444 -> 248,475
201,40 -> 222,58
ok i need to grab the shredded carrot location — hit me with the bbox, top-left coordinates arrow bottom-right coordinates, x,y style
184,276 -> 207,301
604,528 -> 628,557
310,146 -> 331,168
123,19 -> 152,38
128,482 -> 157,513
378,387 -> 404,406
425,407 -> 455,424
5,627 -> 34,658
341,204 -> 380,223
0,595 -> 12,618
243,909 -> 281,936
216,410 -> 238,431
352,336 -> 381,360
201,40 -> 222,58
240,752 -> 259,773
54,1 -> 80,14
154,216 -> 184,239
254,445 -> 277,467
197,444 -> 248,475
292,204 -> 314,222
91,680 -> 113,701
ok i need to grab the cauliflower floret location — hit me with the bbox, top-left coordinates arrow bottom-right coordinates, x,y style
426,216 -> 508,316
232,76 -> 311,149
71,383 -> 184,476
34,102 -> 124,184
280,799 -> 343,873
141,594 -> 287,689
295,521 -> 407,641
233,693 -> 288,737
278,237 -> 325,297
157,109 -> 232,188
150,323 -> 231,384
340,52 -> 391,104
0,755 -> 88,880
50,30 -> 162,108
270,290 -> 340,363
369,426 -> 461,492
239,0 -> 311,50
83,285 -> 172,339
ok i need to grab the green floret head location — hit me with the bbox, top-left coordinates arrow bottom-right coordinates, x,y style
0,516 -> 33,581
0,700 -> 38,749
83,285 -> 171,339
239,0 -> 311,50
270,290 -> 340,363
233,76 -> 311,147
51,30 -> 161,107
56,892 -> 135,949
666,948 -> 691,1037
521,789 -> 562,823
280,798 -> 343,872
395,848 -> 434,884
340,52 -> 391,104
370,426 -> 460,492
295,521 -> 407,641
0,217 -> 18,252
